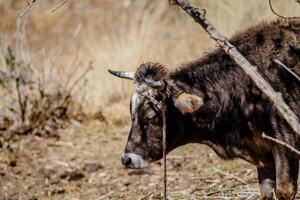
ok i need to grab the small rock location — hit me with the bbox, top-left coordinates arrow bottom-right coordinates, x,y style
39,168 -> 56,178
60,171 -> 84,181
9,160 -> 17,167
83,163 -> 103,173
50,188 -> 66,195
123,182 -> 130,186
70,120 -> 84,128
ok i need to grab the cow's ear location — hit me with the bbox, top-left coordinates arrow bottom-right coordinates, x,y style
174,93 -> 203,114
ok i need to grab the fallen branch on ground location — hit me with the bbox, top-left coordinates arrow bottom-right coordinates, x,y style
213,168 -> 247,185
139,192 -> 153,200
172,0 -> 300,136
261,133 -> 300,156
95,192 -> 113,200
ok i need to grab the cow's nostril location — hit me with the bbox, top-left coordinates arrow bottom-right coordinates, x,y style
124,156 -> 132,166
121,153 -> 149,169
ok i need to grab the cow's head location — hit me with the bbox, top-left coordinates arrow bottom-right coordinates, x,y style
109,62 -> 203,169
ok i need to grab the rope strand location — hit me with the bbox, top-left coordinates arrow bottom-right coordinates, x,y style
162,103 -> 167,200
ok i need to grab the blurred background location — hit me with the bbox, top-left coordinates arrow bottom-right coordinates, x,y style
0,0 -> 299,199
1,0 -> 298,120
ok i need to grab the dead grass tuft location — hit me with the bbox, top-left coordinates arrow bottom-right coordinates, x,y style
0,20 -> 92,137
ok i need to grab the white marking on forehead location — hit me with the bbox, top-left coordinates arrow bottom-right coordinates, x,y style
131,92 -> 144,116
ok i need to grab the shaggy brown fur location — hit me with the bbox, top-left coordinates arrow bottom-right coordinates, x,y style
123,19 -> 300,200
135,62 -> 168,82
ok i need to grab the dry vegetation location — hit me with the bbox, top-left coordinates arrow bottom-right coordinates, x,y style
0,0 -> 299,199
0,23 -> 92,137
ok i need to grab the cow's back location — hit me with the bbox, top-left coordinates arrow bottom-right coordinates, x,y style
231,19 -> 300,78
171,19 -> 300,118
231,19 -> 300,117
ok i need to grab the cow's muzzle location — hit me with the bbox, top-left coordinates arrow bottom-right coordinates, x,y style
121,153 -> 149,169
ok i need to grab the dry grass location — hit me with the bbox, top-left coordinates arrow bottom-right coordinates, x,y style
1,0 -> 299,122
83,0 -> 299,124
0,19 -> 92,136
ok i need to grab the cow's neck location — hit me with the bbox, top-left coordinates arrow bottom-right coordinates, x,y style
165,81 -> 274,166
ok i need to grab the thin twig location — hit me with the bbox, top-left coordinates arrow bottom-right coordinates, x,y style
268,0 -> 286,19
261,133 -> 300,156
268,0 -> 300,19
213,168 -> 247,185
51,0 -> 68,13
68,63 -> 93,93
162,100 -> 167,200
65,62 -> 81,88
205,188 -> 232,196
273,59 -> 300,82
95,192 -> 113,200
15,78 -> 26,123
172,0 -> 300,136
20,0 -> 38,17
139,192 -> 153,200
50,23 -> 82,65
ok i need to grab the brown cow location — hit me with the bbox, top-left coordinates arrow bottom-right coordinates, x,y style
109,19 -> 300,200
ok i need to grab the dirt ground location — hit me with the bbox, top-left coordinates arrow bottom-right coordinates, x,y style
1,120 -> 300,200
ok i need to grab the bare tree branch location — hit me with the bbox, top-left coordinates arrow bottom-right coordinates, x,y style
261,133 -> 300,156
273,59 -> 300,82
268,0 -> 300,19
268,0 -> 287,19
20,0 -> 38,17
68,63 -> 93,93
172,0 -> 300,136
51,0 -> 68,13
15,78 -> 26,123
20,0 -> 69,16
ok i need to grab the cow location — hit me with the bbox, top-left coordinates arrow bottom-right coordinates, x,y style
108,19 -> 300,200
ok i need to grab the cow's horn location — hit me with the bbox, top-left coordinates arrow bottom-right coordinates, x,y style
143,78 -> 165,90
108,69 -> 135,80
